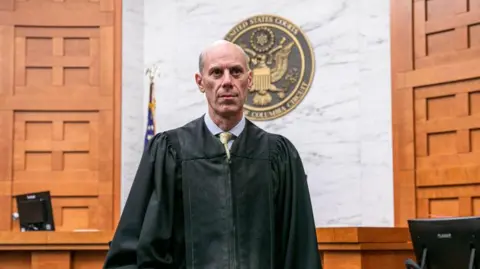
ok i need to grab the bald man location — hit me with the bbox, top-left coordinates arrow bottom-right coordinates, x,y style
103,40 -> 321,269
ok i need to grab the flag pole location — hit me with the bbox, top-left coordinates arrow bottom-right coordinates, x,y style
144,64 -> 159,149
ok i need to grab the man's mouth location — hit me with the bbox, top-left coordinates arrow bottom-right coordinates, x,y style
220,94 -> 238,98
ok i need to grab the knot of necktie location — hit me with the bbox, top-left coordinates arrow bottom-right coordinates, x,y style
219,132 -> 233,145
219,132 -> 233,161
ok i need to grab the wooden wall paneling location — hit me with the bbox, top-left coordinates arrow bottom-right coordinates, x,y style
0,0 -> 121,239
390,0 -> 415,226
392,0 -> 480,225
0,0 -> 122,267
0,25 -> 14,231
113,0 -> 122,227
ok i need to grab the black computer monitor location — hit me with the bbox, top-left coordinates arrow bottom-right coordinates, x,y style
15,191 -> 55,232
406,216 -> 480,269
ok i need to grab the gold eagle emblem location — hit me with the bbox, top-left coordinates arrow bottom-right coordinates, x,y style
242,36 -> 294,106
224,15 -> 315,121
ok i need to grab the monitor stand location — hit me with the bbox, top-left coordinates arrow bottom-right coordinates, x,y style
24,222 -> 43,231
469,248 -> 476,269
404,247 -> 477,269
405,248 -> 427,269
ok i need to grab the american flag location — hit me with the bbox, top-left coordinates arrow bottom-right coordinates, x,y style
144,80 -> 156,149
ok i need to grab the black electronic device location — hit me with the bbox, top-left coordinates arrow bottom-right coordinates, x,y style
405,216 -> 480,269
15,191 -> 55,232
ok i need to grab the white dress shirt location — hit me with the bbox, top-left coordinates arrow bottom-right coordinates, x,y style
204,112 -> 245,149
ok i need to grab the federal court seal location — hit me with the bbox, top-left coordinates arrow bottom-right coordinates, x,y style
224,14 -> 315,121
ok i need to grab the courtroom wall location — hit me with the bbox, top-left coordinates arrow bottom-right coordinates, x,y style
120,0 -> 394,227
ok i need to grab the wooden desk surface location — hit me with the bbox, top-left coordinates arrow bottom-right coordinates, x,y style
316,227 -> 412,250
0,231 -> 113,250
316,227 -> 414,269
0,227 -> 413,269
0,227 -> 411,250
316,227 -> 411,243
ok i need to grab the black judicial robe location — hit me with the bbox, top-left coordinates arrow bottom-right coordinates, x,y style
103,116 -> 321,269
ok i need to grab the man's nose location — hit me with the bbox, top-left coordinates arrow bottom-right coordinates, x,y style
222,72 -> 233,87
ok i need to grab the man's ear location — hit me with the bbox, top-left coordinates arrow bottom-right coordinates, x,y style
195,73 -> 205,93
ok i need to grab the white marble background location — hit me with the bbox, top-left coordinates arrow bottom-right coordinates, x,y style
121,0 -> 393,227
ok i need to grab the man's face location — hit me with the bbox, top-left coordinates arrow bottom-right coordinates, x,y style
195,43 -> 252,117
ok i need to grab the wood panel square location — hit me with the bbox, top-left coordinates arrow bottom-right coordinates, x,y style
25,152 -> 51,171
470,129 -> 480,151
427,131 -> 457,155
64,151 -> 89,170
426,0 -> 457,21
429,198 -> 459,217
426,30 -> 456,56
64,121 -> 89,141
25,67 -> 52,86
64,38 -> 89,57
26,37 -> 52,58
472,0 -> 480,10
64,67 -> 90,85
469,91 -> 480,114
25,121 -> 52,140
472,197 -> 480,215
469,23 -> 480,47
426,94 -> 456,120
62,207 -> 89,230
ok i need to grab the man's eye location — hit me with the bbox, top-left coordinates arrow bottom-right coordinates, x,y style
211,69 -> 222,76
231,68 -> 242,76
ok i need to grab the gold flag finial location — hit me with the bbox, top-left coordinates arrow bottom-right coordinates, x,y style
145,64 -> 160,83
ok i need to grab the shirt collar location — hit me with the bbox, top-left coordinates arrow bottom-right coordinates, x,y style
204,112 -> 245,137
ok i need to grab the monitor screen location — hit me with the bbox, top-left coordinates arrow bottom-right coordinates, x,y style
15,191 -> 55,232
17,199 -> 47,223
408,216 -> 480,269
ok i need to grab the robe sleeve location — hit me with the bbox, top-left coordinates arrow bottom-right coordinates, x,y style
103,133 -> 179,269
271,135 -> 322,269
